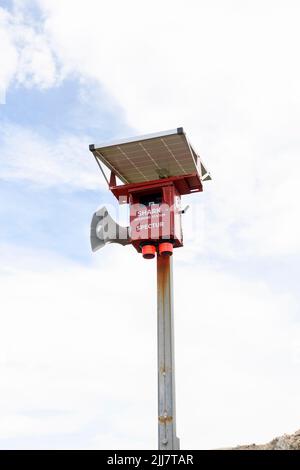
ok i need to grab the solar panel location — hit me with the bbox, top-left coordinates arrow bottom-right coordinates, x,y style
89,128 -> 211,184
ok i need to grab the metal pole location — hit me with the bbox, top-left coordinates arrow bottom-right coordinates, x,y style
157,254 -> 180,450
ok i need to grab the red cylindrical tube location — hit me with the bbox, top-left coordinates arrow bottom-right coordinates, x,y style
142,244 -> 156,259
158,242 -> 173,256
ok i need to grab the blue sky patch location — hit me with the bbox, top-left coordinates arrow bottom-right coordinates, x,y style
3,77 -> 131,143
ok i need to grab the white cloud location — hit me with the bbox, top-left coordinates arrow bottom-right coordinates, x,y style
36,0 -> 300,131
0,1 -> 60,101
0,8 -> 18,103
14,26 -> 58,89
1,245 -> 300,448
0,122 -> 102,189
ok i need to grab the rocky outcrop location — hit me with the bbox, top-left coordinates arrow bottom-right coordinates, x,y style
232,429 -> 300,450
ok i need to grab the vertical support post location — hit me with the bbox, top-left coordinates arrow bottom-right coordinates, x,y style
157,254 -> 180,450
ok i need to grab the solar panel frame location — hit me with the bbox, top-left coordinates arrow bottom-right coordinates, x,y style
89,128 -> 211,184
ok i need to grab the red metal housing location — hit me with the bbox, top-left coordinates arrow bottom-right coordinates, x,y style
109,172 -> 202,254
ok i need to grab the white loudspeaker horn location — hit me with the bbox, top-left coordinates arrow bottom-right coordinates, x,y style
90,206 -> 131,252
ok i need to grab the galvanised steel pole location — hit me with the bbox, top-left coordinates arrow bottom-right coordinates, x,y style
157,253 -> 180,450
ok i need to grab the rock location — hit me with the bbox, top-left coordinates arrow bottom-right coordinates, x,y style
231,429 -> 300,450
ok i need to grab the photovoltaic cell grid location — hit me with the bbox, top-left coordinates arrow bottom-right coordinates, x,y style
90,129 -> 210,184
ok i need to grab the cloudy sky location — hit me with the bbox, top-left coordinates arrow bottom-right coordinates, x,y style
1,0 -> 300,450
